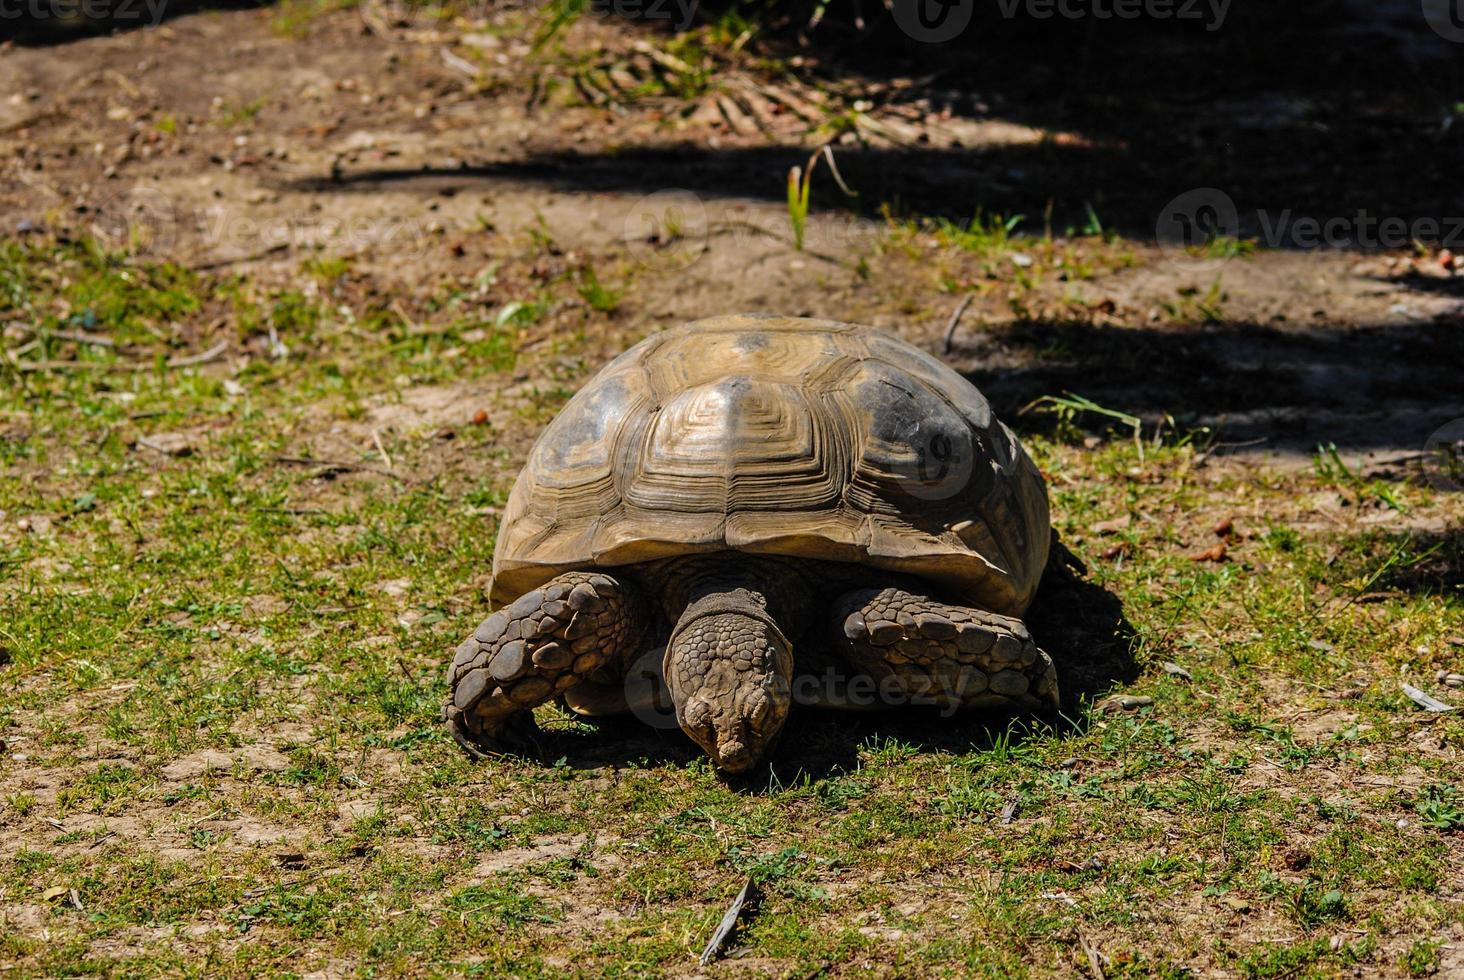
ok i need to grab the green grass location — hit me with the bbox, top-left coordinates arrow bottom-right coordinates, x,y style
0,234 -> 1460,976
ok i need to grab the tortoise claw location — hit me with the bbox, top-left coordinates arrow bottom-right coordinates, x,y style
444,703 -> 544,760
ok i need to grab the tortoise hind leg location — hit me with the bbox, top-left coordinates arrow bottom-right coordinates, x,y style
445,571 -> 649,757
830,586 -> 1058,712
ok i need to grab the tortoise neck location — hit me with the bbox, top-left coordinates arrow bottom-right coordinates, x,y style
661,559 -> 799,773
651,553 -> 817,629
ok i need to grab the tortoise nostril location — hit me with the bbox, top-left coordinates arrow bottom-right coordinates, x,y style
717,739 -> 753,771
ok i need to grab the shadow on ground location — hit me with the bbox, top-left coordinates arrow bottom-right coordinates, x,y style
958,315 -> 1464,455
287,0 -> 1464,246
3,0 -> 272,44
1364,527 -> 1464,596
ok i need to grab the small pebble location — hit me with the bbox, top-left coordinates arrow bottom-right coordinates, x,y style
1098,694 -> 1154,713
1162,662 -> 1193,681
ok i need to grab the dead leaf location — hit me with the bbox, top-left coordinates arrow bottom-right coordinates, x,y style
136,432 -> 194,456
1097,695 -> 1153,713
1190,541 -> 1228,563
1161,662 -> 1192,681
1092,515 -> 1131,535
1281,846 -> 1311,871
1401,683 -> 1456,712
1211,517 -> 1235,538
700,878 -> 758,966
1078,932 -> 1107,980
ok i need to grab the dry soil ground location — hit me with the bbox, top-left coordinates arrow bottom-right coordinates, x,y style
0,1 -> 1462,976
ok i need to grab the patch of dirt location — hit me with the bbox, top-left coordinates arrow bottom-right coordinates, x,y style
336,798 -> 382,822
467,833 -> 591,877
1289,710 -> 1360,742
159,745 -> 291,781
194,817 -> 294,847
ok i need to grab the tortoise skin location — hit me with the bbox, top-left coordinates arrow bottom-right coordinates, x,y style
490,313 -> 1050,618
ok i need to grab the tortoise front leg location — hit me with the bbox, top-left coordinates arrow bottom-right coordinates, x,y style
830,586 -> 1058,712
445,571 -> 649,757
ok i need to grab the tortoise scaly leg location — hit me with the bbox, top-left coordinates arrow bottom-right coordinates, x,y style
445,571 -> 649,757
831,587 -> 1058,712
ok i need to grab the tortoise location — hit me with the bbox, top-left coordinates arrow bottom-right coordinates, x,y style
444,313 -> 1055,773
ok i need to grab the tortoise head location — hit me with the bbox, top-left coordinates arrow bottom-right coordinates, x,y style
664,590 -> 793,773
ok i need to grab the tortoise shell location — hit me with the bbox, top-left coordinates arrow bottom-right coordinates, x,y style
490,314 -> 1050,615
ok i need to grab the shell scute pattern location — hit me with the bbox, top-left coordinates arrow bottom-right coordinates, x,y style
491,315 -> 1048,614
